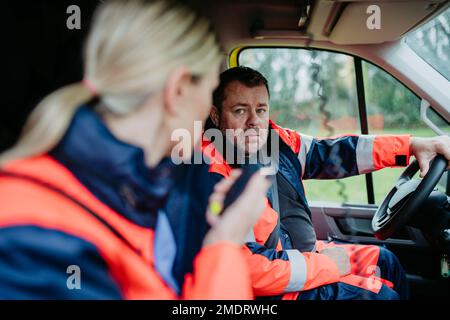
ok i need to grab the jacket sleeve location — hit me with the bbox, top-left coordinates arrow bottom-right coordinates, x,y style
182,242 -> 253,300
243,242 -> 341,296
0,225 -> 123,299
298,134 -> 411,180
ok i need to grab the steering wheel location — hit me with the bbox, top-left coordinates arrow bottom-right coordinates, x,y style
372,154 -> 448,240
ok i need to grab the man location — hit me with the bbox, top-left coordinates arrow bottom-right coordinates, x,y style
202,66 -> 450,300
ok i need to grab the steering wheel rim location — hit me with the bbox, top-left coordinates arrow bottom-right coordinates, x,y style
372,154 -> 448,240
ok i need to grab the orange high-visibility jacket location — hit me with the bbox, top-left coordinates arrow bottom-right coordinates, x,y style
0,155 -> 253,299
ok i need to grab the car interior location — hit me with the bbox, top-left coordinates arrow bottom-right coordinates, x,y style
2,0 -> 450,299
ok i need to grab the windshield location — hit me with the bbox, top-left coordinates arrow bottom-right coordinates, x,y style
406,6 -> 450,81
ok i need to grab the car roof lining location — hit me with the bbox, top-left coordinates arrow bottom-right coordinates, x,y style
190,0 -> 449,50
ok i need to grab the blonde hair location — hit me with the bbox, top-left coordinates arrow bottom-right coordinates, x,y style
1,0 -> 222,164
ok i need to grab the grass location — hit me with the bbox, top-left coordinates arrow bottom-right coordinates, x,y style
302,127 -> 446,204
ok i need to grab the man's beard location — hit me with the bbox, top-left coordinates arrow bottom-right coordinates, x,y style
233,130 -> 273,167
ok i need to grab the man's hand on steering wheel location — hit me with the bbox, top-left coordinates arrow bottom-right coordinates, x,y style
372,135 -> 450,240
410,135 -> 450,177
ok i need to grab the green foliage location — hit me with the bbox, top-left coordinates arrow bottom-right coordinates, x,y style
363,63 -> 422,128
240,48 -> 359,134
406,8 -> 450,80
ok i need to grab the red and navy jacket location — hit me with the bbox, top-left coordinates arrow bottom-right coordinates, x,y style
202,120 -> 411,297
0,106 -> 252,299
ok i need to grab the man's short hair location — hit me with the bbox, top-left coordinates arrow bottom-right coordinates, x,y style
213,66 -> 270,112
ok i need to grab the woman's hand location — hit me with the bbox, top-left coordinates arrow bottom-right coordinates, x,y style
203,169 -> 270,247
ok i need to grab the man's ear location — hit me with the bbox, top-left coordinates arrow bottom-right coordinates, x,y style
163,66 -> 191,116
210,106 -> 220,127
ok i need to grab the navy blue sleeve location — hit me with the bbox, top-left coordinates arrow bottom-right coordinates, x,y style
303,136 -> 360,180
0,226 -> 122,299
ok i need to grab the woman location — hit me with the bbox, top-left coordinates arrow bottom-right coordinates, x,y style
0,0 -> 269,299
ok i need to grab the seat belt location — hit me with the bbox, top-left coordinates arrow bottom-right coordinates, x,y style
270,174 -> 280,213
264,173 -> 281,249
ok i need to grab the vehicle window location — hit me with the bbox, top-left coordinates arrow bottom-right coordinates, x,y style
406,6 -> 450,81
362,61 -> 448,200
239,48 -> 367,204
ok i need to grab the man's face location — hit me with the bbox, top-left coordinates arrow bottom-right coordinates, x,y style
214,80 -> 270,155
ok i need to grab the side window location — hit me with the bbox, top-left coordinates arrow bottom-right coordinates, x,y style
362,61 -> 448,201
239,48 -> 367,204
